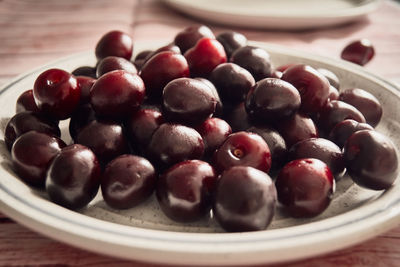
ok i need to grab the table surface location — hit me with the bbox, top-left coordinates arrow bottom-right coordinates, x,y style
1,0 -> 400,266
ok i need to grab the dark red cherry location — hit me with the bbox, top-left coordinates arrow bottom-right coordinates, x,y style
247,126 -> 287,173
317,68 -> 340,89
343,130 -> 398,190
270,70 -> 283,79
162,78 -> 216,125
133,50 -> 153,70
33,68 -> 81,120
95,30 -> 133,61
341,39 -> 374,66
245,78 -> 301,123
125,108 -> 164,152
75,120 -> 129,165
68,104 -> 97,140
75,76 -> 96,104
184,38 -> 227,78
195,78 -> 223,117
213,166 -> 276,232
156,160 -> 216,222
174,25 -> 215,54
102,154 -> 157,209
328,119 -> 373,148
146,123 -> 204,170
216,31 -> 247,58
230,46 -> 272,81
143,43 -> 181,63
96,56 -> 137,78
223,102 -> 252,132
196,117 -> 232,157
5,111 -> 60,151
276,113 -> 319,148
140,51 -> 190,99
288,138 -> 345,177
339,88 -> 382,127
276,63 -> 296,73
46,144 -> 101,210
11,131 -> 66,187
16,89 -> 40,113
213,131 -> 271,173
72,66 -> 97,79
210,63 -> 255,104
275,158 -> 334,218
90,70 -> 145,119
318,100 -> 366,135
327,85 -> 340,102
281,64 -> 330,115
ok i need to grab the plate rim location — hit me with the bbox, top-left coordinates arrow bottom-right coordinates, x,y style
0,41 -> 400,265
161,0 -> 382,29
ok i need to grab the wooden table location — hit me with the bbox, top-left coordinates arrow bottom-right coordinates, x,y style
1,0 -> 400,266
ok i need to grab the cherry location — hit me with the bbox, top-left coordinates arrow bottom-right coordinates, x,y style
184,38 -> 227,77
72,66 -> 97,79
328,85 -> 340,102
96,56 -> 137,78
270,70 -> 283,79
196,117 -> 232,157
276,63 -> 296,73
245,78 -> 301,123
95,30 -> 133,61
15,89 -> 40,113
343,130 -> 398,190
275,158 -> 334,218
75,76 -> 96,104
5,111 -> 61,151
223,102 -> 252,132
102,154 -> 157,209
328,119 -> 373,148
317,68 -> 340,89
341,39 -> 374,66
68,104 -> 97,140
230,46 -> 272,81
143,43 -> 181,63
288,138 -> 345,177
133,50 -> 153,70
213,166 -> 276,232
156,160 -> 216,222
247,126 -> 287,173
174,25 -> 215,54
281,64 -> 330,115
33,68 -> 81,120
146,123 -> 204,170
125,108 -> 164,152
90,70 -> 145,119
276,113 -> 319,148
210,63 -> 255,104
75,120 -> 130,165
46,144 -> 101,210
339,88 -> 382,127
216,31 -> 247,58
318,100 -> 366,135
11,131 -> 66,187
162,78 -> 216,126
140,51 -> 190,99
195,78 -> 223,117
212,131 -> 271,174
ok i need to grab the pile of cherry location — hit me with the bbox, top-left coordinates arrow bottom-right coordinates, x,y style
4,25 -> 398,232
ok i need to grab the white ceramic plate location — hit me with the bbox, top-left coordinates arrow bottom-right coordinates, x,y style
0,41 -> 400,266
162,0 -> 381,30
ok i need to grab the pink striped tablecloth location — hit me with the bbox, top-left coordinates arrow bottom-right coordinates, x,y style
1,0 -> 400,266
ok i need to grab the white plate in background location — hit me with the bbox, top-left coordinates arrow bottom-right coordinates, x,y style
162,0 -> 381,30
0,40 -> 400,265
